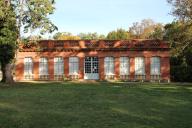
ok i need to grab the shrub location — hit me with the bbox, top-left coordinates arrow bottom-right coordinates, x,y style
171,65 -> 192,82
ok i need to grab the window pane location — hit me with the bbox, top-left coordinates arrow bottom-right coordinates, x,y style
39,57 -> 48,75
135,57 -> 145,75
54,57 -> 64,75
120,57 -> 129,75
104,57 -> 114,75
24,57 -> 33,74
69,57 -> 79,75
151,57 -> 160,75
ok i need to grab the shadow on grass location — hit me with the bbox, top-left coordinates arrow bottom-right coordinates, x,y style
0,81 -> 192,128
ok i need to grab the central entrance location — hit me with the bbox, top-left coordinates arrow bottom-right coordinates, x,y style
84,57 -> 99,80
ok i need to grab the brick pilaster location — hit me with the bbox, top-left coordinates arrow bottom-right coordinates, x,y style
130,57 -> 135,80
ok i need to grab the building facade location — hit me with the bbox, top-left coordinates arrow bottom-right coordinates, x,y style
15,40 -> 170,81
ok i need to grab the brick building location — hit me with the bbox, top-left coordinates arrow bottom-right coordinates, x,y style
15,40 -> 170,81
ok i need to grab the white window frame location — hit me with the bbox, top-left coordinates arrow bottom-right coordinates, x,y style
39,57 -> 49,75
54,57 -> 64,75
150,57 -> 161,75
120,57 -> 130,75
135,57 -> 145,75
24,57 -> 33,75
104,57 -> 114,75
69,57 -> 79,75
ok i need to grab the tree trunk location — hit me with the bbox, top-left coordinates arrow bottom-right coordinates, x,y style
1,63 -> 6,83
1,63 -> 14,84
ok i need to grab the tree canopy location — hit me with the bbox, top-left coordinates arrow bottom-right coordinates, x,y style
129,19 -> 164,39
0,0 -> 18,83
168,0 -> 192,21
12,0 -> 58,35
78,32 -> 105,40
167,0 -> 192,82
53,32 -> 81,40
106,28 -> 131,40
0,0 -> 57,83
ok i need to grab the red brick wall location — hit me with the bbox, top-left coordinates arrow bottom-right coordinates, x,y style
114,57 -> 120,80
99,57 -> 105,80
161,57 -> 170,81
145,57 -> 151,80
15,50 -> 170,81
33,57 -> 39,81
64,57 -> 69,78
16,40 -> 170,81
79,57 -> 84,79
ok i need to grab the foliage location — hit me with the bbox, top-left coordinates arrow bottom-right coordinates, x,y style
0,1 -> 17,44
164,22 -> 183,55
171,65 -> 192,82
0,44 -> 15,65
167,0 -> 192,58
164,0 -> 192,82
129,19 -> 163,39
149,25 -> 164,40
167,0 -> 192,21
0,0 -> 57,83
170,56 -> 183,66
0,1 -> 17,83
53,32 -> 106,40
78,32 -> 106,40
184,47 -> 192,65
0,1 -> 17,64
106,28 -> 131,40
12,0 -> 58,35
21,35 -> 42,45
53,32 -> 81,40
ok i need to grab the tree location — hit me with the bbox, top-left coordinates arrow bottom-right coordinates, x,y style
106,28 -> 131,40
13,0 -> 58,37
149,24 -> 164,40
0,0 -> 57,84
164,0 -> 192,82
129,19 -> 163,39
53,32 -> 106,40
167,0 -> 192,21
167,0 -> 192,53
0,0 -> 17,83
53,32 -> 81,40
78,32 -> 106,40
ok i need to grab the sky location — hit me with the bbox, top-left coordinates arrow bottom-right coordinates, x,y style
32,0 -> 175,37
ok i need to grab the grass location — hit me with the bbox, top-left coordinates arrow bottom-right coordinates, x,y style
0,82 -> 192,128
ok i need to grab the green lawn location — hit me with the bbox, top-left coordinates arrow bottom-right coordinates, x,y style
0,82 -> 192,128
